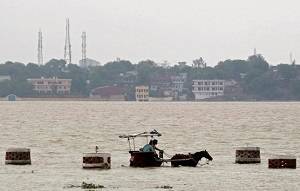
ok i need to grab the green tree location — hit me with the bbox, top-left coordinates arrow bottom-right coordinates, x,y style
89,59 -> 134,86
104,60 -> 134,76
215,59 -> 248,80
291,80 -> 300,99
0,80 -> 34,97
245,73 -> 279,100
247,54 -> 269,74
0,61 -> 26,81
136,60 -> 160,85
26,63 -> 43,78
66,64 -> 88,95
42,59 -> 66,78
277,64 -> 297,80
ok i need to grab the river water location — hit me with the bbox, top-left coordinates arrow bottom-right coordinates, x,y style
0,102 -> 299,191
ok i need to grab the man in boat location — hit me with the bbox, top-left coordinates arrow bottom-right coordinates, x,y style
142,139 -> 163,153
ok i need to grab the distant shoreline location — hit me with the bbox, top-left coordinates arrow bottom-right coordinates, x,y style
0,97 -> 299,102
0,97 -> 120,101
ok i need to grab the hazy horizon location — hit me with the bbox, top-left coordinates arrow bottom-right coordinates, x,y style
1,0 -> 299,66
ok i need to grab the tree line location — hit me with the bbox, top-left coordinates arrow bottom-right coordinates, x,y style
0,54 -> 300,100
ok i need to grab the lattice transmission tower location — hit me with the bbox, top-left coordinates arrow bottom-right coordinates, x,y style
81,31 -> 87,66
64,18 -> 72,64
37,29 -> 43,65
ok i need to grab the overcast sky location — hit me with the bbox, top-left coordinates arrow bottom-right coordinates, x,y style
0,0 -> 299,66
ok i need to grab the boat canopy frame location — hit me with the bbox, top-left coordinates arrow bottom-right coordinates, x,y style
119,129 -> 161,151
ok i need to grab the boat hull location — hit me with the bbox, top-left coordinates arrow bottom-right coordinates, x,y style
129,151 -> 162,167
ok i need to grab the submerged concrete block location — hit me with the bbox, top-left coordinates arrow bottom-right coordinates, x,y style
235,147 -> 261,164
269,156 -> 296,169
5,148 -> 31,165
83,153 -> 111,169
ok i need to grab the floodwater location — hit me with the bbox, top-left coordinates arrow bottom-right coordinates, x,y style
0,102 -> 299,191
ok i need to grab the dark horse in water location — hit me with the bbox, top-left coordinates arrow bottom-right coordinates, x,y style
171,150 -> 213,167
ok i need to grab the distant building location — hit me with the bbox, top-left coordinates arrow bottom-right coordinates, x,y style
171,73 -> 187,93
27,77 -> 72,95
150,75 -> 171,95
136,86 -> 149,101
0,75 -> 11,82
79,58 -> 100,68
90,86 -> 125,101
192,79 -> 224,100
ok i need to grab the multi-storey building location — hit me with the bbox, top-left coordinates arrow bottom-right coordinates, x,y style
27,77 -> 72,95
150,76 -> 171,92
171,73 -> 187,93
192,79 -> 224,100
135,85 -> 149,101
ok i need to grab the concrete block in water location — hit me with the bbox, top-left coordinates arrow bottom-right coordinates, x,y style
5,148 -> 31,165
83,153 -> 111,169
235,147 -> 261,164
269,156 -> 296,169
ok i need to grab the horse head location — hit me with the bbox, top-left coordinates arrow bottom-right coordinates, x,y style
193,150 -> 213,161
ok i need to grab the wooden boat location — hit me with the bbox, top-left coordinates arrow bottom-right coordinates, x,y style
129,151 -> 162,167
119,130 -> 163,167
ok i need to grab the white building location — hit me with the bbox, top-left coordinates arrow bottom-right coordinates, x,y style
192,79 -> 224,100
135,86 -> 149,101
27,77 -> 72,95
171,73 -> 187,93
